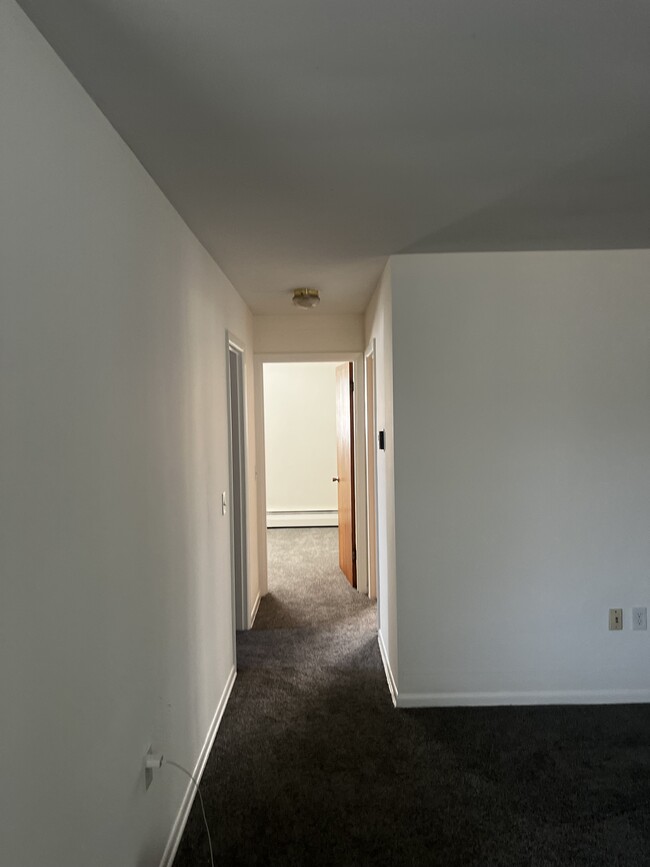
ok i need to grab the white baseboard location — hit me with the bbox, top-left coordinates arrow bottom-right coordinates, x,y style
159,665 -> 237,867
249,591 -> 261,627
395,688 -> 650,708
377,630 -> 397,707
267,510 -> 338,528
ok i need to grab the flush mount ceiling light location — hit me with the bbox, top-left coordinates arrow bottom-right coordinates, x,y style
292,288 -> 320,309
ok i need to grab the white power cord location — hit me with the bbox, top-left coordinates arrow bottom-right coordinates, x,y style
146,754 -> 215,867
166,760 -> 215,867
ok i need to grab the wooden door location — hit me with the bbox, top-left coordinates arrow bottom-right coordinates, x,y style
335,362 -> 356,587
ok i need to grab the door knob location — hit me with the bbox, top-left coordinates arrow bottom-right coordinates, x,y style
332,477 -> 340,482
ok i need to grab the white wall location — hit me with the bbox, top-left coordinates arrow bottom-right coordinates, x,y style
264,363 -> 339,516
0,2 -> 257,864
390,250 -> 650,706
364,265 -> 398,696
254,313 -> 364,354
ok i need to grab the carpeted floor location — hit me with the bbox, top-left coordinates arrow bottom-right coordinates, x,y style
173,528 -> 650,866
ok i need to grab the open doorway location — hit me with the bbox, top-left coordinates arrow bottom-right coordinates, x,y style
263,362 -> 340,534
255,355 -> 374,624
263,361 -> 352,598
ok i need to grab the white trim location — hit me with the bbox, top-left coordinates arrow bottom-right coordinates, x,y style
250,592 -> 261,626
377,630 -> 397,707
351,355 -> 368,595
253,356 -> 268,597
395,688 -> 650,709
267,510 -> 338,528
364,338 -> 379,608
227,333 -> 249,635
159,665 -> 237,867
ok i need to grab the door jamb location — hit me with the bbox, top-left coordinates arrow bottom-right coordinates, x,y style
365,339 -> 380,617
226,332 -> 249,647
254,352 -> 368,597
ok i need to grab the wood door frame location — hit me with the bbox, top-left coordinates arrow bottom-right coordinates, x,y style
226,332 -> 250,645
254,352 -> 368,597
365,340 -> 380,612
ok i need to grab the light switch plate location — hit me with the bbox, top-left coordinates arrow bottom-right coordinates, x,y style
609,608 -> 623,630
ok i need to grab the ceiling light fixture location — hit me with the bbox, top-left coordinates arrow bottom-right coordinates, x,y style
292,288 -> 320,309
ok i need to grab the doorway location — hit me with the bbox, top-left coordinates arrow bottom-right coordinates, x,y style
227,334 -> 248,635
263,361 -> 340,533
254,353 -> 370,606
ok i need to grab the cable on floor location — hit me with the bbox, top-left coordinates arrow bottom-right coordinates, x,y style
166,759 -> 215,867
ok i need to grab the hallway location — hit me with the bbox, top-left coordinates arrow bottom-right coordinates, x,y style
173,530 -> 650,867
256,528 -> 375,629
173,527 -> 390,866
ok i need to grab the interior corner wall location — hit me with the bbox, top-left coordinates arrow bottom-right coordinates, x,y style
364,265 -> 398,694
390,250 -> 650,706
0,2 -> 256,864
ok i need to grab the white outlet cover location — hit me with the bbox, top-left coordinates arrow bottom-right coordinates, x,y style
632,607 -> 647,631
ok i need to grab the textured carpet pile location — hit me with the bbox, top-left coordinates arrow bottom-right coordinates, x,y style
173,528 -> 650,866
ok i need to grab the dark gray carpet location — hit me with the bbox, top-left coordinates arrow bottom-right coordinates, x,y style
173,528 -> 650,866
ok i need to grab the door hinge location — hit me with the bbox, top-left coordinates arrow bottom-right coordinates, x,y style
352,549 -> 357,562
350,380 -> 354,394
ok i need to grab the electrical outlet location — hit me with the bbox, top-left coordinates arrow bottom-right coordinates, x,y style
632,607 -> 647,631
609,609 -> 623,630
222,491 -> 227,516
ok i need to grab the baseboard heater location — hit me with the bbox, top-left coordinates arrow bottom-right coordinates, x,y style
267,510 -> 338,528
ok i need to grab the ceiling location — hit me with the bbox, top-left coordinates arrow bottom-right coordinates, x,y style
16,0 -> 650,314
